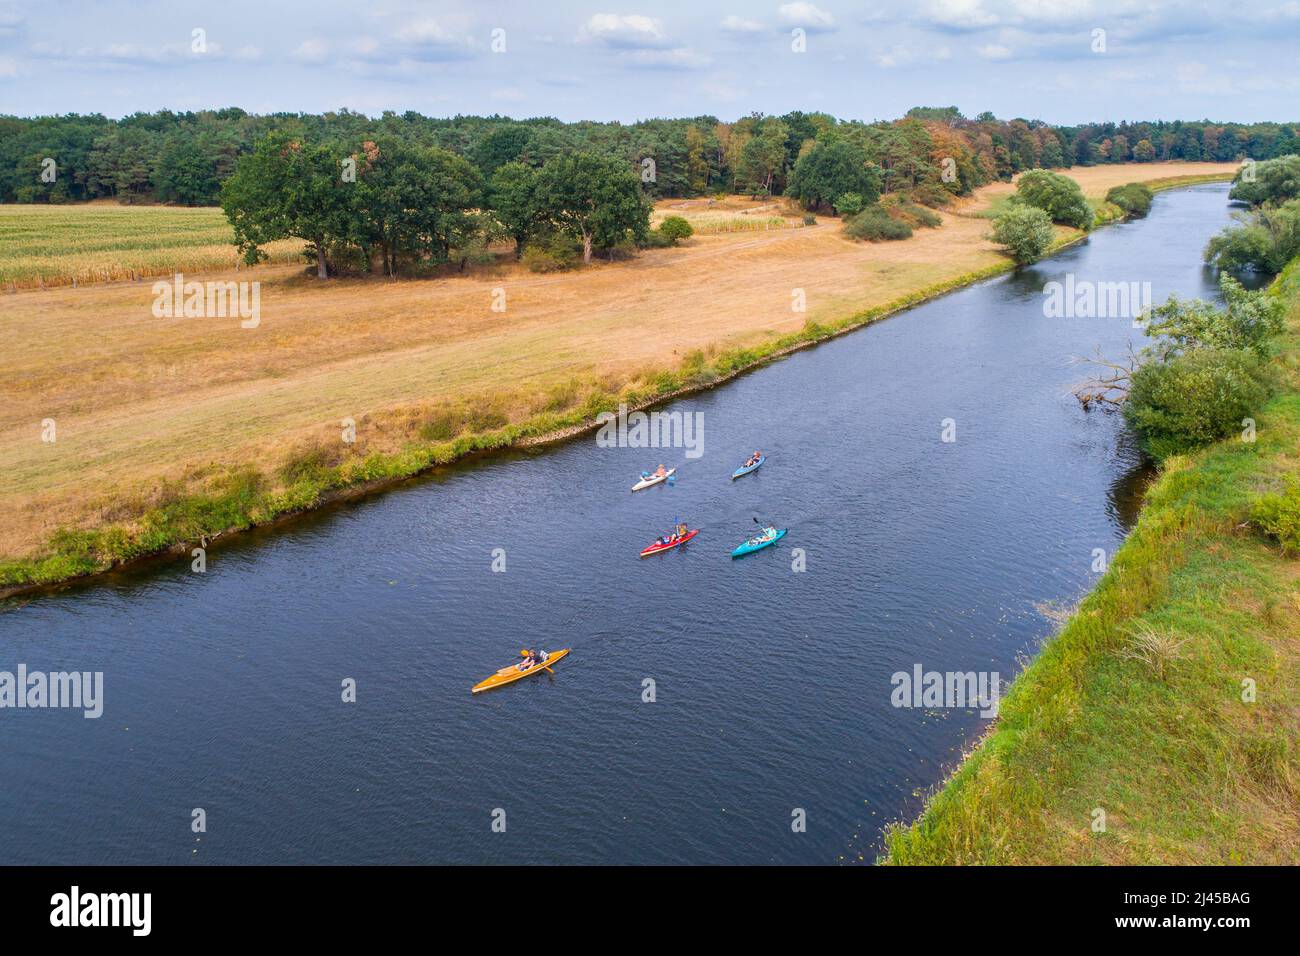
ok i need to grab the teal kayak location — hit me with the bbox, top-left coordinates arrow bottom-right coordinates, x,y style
730,527 -> 786,558
731,454 -> 765,480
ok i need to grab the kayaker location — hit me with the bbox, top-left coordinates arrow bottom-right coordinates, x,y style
519,649 -> 548,671
676,523 -> 688,538
653,463 -> 668,477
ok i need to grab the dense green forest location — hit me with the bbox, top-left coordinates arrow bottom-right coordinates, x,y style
4,105 -> 1298,206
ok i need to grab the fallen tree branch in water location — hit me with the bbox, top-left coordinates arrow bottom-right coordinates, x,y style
1068,343 -> 1140,410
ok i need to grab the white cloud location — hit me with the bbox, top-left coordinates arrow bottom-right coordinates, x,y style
625,47 -> 712,68
976,42 -> 1012,59
291,38 -> 329,63
1176,60 -> 1233,94
1010,0 -> 1096,24
720,15 -> 765,33
0,10 -> 23,41
924,0 -> 1000,31
389,19 -> 475,61
578,13 -> 669,48
777,3 -> 836,33
875,43 -> 953,67
394,19 -> 454,44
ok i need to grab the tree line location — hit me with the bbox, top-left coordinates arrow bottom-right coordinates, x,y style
4,106 -> 1298,207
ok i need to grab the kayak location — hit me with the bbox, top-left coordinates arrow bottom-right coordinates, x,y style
731,455 -> 765,479
632,468 -> 675,492
639,528 -> 699,557
471,648 -> 571,694
731,527 -> 787,558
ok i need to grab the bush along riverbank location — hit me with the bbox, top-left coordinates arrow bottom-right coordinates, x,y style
883,256 -> 1300,864
0,172 -> 1232,598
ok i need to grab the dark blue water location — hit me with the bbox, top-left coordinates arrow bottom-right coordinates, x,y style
0,184 -> 1237,864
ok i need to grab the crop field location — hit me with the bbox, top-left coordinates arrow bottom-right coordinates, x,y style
0,204 -> 305,289
652,195 -> 803,233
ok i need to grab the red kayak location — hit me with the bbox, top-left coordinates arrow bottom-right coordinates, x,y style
639,528 -> 699,557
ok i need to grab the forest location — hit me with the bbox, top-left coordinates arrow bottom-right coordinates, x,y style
3,105 -> 1297,207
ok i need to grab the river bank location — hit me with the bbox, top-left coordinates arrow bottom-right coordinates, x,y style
0,164 -> 1236,597
883,257 -> 1300,865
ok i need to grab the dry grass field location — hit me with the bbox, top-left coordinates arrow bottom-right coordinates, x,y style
0,162 -> 1237,567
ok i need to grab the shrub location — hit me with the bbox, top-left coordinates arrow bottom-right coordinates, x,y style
419,405 -> 464,442
833,192 -> 865,217
1013,169 -> 1093,230
657,215 -> 694,243
1123,348 -> 1270,461
845,204 -> 912,241
1204,197 -> 1300,275
602,241 -> 639,261
522,231 -> 580,272
990,204 -> 1054,264
885,199 -> 941,228
465,401 -> 509,433
1105,182 -> 1154,217
640,229 -> 674,249
802,213 -> 817,226
1249,479 -> 1300,555
1143,274 -> 1285,360
910,182 -> 954,208
277,447 -> 342,485
1228,154 -> 1300,206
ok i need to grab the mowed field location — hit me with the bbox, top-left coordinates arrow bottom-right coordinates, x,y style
0,162 -> 1237,563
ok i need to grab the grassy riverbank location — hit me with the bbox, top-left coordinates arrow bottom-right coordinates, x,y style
883,259 -> 1300,865
0,163 -> 1237,594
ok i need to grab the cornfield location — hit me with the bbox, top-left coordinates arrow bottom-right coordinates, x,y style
0,204 -> 305,290
651,210 -> 794,235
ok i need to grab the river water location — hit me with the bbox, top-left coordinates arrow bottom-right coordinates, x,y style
0,184 -> 1238,864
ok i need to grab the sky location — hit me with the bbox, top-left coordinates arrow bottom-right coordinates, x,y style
1,0 -> 1298,124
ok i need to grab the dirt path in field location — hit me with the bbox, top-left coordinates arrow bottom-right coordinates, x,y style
0,162 -> 1238,559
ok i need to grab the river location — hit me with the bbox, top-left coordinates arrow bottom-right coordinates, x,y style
0,183 -> 1239,864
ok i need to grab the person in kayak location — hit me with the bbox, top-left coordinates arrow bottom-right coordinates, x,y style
517,648 -> 547,671
744,450 -> 763,467
653,463 -> 668,477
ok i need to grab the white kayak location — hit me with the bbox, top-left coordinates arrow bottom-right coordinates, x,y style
631,468 -> 675,492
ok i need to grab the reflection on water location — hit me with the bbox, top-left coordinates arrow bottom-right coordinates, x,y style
1106,428 -> 1158,531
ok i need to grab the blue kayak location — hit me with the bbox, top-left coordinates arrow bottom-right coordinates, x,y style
730,527 -> 786,558
731,455 -> 765,480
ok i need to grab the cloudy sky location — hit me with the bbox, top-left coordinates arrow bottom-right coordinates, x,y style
2,0 -> 1298,123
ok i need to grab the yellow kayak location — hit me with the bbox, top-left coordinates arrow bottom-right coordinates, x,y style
471,649 -> 571,694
